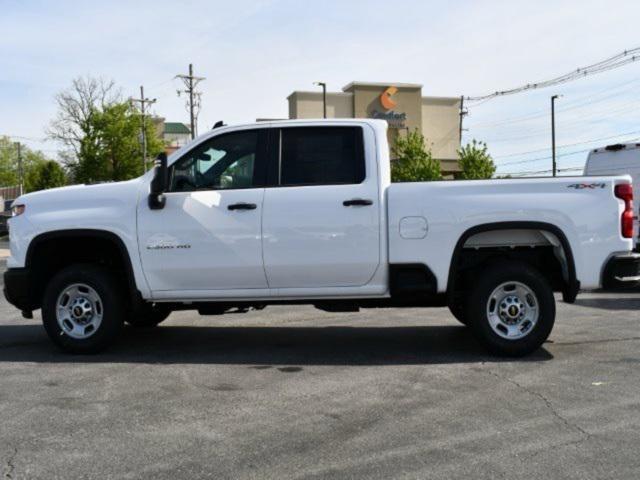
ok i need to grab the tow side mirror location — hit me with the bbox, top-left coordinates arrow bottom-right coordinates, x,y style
148,152 -> 168,210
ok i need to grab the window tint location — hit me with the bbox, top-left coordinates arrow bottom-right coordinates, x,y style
169,130 -> 259,192
280,127 -> 365,186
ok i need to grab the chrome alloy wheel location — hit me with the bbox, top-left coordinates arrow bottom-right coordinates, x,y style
56,283 -> 104,339
486,281 -> 539,340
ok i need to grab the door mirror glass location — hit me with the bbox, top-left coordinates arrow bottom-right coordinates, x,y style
149,152 -> 168,210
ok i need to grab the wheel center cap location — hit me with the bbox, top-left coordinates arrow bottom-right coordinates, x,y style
500,295 -> 524,324
70,298 -> 92,321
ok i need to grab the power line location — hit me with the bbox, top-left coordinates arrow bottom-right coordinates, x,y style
480,100 -> 640,144
0,135 -> 60,155
467,47 -> 640,102
469,77 -> 640,129
0,145 -> 60,154
147,78 -> 175,90
2,134 -> 49,142
497,147 -> 602,169
494,130 -> 640,160
477,96 -> 640,137
499,166 -> 584,177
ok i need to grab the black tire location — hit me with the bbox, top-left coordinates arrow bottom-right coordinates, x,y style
448,303 -> 468,326
126,303 -> 171,328
42,264 -> 124,354
465,261 -> 555,357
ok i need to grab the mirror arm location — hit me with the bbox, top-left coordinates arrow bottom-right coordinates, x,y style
148,192 -> 166,210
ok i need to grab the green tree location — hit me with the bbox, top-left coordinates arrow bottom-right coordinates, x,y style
48,77 -> 162,183
67,102 -> 162,182
391,129 -> 442,182
24,160 -> 67,192
0,136 -> 61,191
456,139 -> 496,180
0,136 -> 19,187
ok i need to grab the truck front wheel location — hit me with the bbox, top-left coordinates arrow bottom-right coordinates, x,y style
42,264 -> 124,354
465,261 -> 555,357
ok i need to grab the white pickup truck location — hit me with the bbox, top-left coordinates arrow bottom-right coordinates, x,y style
4,119 -> 640,356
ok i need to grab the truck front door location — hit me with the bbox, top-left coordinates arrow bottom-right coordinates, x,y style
137,128 -> 269,296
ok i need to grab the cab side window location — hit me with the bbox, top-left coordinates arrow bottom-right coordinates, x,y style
279,127 -> 365,186
169,130 -> 259,192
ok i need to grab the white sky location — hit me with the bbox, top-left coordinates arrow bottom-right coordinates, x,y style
1,0 -> 639,175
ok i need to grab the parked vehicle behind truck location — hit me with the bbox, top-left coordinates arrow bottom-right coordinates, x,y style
585,142 -> 640,241
4,119 -> 640,356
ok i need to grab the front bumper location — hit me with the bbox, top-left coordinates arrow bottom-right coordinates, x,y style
602,252 -> 640,289
3,267 -> 37,313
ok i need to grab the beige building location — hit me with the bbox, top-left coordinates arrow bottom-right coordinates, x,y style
287,82 -> 462,175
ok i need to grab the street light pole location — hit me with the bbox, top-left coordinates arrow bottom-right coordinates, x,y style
551,94 -> 560,177
314,82 -> 327,118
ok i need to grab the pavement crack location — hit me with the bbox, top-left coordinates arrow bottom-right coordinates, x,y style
3,445 -> 17,480
482,368 -> 591,440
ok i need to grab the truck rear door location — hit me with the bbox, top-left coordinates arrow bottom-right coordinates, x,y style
262,125 -> 381,289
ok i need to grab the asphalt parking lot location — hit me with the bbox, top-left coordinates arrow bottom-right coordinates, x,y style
1,262 -> 639,479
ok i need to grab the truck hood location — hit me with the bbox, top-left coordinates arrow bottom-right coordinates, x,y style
14,178 -> 144,216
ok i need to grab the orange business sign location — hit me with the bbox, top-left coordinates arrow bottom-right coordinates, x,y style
372,86 -> 406,128
380,86 -> 398,110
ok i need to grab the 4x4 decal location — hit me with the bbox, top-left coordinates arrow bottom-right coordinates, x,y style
567,183 -> 606,189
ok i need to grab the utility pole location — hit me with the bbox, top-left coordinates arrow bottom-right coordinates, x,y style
314,82 -> 327,118
551,94 -> 561,177
458,95 -> 467,147
176,64 -> 206,139
14,142 -> 23,196
129,85 -> 157,172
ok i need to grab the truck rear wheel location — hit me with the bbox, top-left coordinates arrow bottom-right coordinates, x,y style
465,261 -> 555,357
42,264 -> 124,354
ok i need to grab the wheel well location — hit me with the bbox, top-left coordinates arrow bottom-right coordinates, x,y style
26,230 -> 138,310
447,223 -> 579,305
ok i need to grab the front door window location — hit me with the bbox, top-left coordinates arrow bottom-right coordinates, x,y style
169,130 -> 260,192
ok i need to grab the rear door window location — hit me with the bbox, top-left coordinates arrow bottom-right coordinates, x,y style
279,127 -> 365,186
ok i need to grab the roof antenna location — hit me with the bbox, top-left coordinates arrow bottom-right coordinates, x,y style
212,121 -> 226,129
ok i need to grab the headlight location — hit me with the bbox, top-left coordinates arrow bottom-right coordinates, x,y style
11,204 -> 25,216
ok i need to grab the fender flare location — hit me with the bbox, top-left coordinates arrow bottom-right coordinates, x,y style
446,221 -> 579,303
26,229 -> 141,306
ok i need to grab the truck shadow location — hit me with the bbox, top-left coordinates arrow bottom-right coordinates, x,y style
0,324 -> 553,365
573,297 -> 640,311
